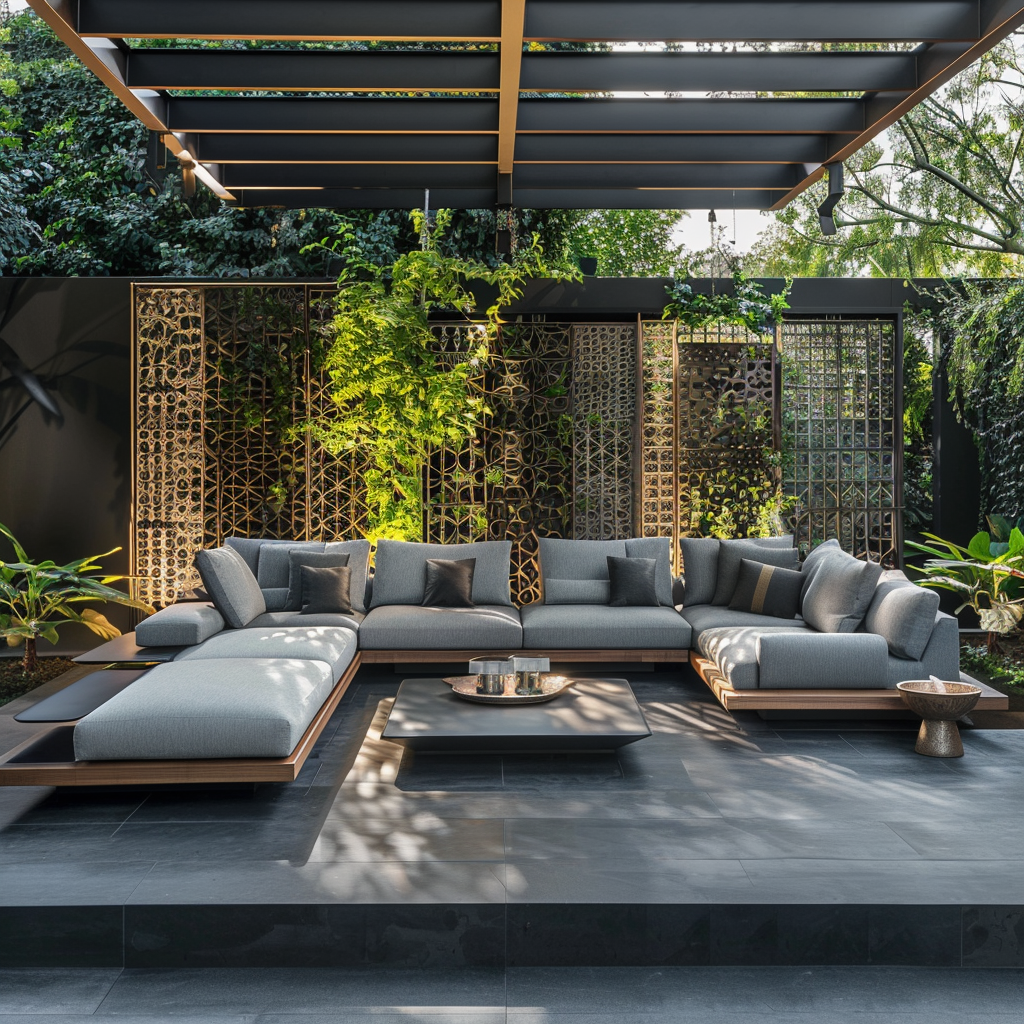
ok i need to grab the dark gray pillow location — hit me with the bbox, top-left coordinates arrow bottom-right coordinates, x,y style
423,558 -> 476,607
286,550 -> 350,611
863,579 -> 940,660
301,564 -> 353,615
678,537 -> 720,606
800,538 -> 843,599
729,558 -> 802,620
801,552 -> 884,634
256,540 -> 325,589
607,555 -> 660,607
712,539 -> 799,606
194,545 -> 267,629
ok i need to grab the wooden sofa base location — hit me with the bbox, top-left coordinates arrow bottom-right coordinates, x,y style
689,652 -> 1010,712
0,654 -> 362,787
359,648 -> 687,664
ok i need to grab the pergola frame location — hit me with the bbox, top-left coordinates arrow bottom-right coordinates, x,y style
26,1 -> 1024,210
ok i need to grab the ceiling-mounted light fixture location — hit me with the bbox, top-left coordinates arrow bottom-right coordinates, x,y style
818,163 -> 845,236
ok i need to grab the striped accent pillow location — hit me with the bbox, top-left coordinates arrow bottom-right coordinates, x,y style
729,558 -> 803,620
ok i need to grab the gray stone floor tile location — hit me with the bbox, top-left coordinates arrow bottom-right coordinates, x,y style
257,1016 -> 504,1023
0,969 -> 120,1014
505,857 -> 756,903
0,861 -> 155,906
505,966 -> 1024,1014
508,1015 -> 1024,1023
306,817 -> 505,863
5,792 -> 147,826
504,817 -> 919,862
127,860 -> 507,905
739,858 -> 1024,904
0,1018 -> 256,1023
97,968 -> 506,1015
885,819 -> 1024,859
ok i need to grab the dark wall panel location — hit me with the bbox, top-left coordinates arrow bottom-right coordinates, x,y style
0,279 -> 133,652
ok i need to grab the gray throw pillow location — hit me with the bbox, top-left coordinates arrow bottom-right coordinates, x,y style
801,552 -> 884,634
799,538 -> 843,599
729,558 -> 802,620
193,545 -> 267,629
678,537 -> 720,607
864,580 -> 940,660
712,539 -> 799,606
423,558 -> 476,607
607,555 -> 660,607
301,564 -> 353,615
286,550 -> 350,611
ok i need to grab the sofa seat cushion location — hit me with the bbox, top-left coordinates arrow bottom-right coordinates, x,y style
135,602 -> 225,648
174,625 -> 357,682
520,603 -> 691,650
697,625 -> 813,690
73,658 -> 335,761
681,604 -> 802,644
247,610 -> 364,634
359,604 -> 523,650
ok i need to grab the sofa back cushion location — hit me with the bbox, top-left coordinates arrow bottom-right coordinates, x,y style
194,545 -> 266,629
370,539 -> 513,608
538,538 -> 674,607
286,550 -> 350,611
255,541 -> 326,589
325,540 -> 372,613
799,538 -> 843,598
679,537 -> 720,606
864,577 -> 940,660
801,551 -> 883,634
712,538 -> 798,606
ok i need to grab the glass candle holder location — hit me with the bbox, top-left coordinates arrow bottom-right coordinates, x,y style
468,658 -> 513,696
511,656 -> 550,695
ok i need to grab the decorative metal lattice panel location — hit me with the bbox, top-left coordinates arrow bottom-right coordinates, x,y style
571,324 -> 636,541
782,318 -> 900,565
640,321 -> 777,568
132,286 -> 205,606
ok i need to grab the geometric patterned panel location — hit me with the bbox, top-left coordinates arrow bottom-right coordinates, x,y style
782,318 -> 900,565
131,285 -> 205,606
639,320 -> 678,561
571,323 -> 636,541
677,323 -> 777,547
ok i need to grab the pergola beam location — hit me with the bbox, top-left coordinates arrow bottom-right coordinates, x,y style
124,49 -> 925,95
498,1 -> 527,177
77,0 -> 987,43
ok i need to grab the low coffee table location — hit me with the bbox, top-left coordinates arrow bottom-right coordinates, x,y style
381,677 -> 651,752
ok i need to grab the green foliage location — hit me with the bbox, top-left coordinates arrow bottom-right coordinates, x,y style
960,643 -> 1024,692
902,309 -> 936,532
934,279 -> 1024,519
687,486 -> 796,540
559,210 -> 688,277
308,211 -> 578,540
746,37 -> 1024,278
907,530 -> 1024,635
0,521 -> 153,673
664,272 -> 790,335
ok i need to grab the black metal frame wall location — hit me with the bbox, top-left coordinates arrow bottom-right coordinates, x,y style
131,285 -> 900,607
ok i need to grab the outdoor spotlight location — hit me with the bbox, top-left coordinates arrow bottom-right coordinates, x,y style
817,163 -> 845,236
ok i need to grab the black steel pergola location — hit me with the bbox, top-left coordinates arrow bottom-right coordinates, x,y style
26,1 -> 1024,210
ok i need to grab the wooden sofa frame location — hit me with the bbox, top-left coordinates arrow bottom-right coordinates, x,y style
0,638 -> 1008,787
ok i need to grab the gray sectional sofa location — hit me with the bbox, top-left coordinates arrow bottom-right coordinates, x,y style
66,532 -> 962,771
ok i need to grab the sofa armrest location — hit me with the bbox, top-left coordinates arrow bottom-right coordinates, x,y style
756,632 -> 889,689
135,602 -> 226,648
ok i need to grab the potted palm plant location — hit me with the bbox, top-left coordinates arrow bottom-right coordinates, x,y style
0,522 -> 153,674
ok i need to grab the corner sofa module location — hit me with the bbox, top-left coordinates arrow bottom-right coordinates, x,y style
358,604 -> 523,650
73,657 -> 336,761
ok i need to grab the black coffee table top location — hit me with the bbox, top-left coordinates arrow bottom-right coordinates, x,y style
381,676 -> 651,752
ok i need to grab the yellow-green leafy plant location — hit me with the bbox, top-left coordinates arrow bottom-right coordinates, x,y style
0,522 -> 153,674
307,210 -> 578,539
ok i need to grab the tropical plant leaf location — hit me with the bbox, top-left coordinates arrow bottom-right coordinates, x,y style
79,608 -> 121,640
967,532 -> 993,560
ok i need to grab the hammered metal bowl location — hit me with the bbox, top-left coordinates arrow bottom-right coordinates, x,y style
897,679 -> 982,721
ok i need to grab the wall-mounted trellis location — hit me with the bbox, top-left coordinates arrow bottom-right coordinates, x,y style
132,285 -> 899,607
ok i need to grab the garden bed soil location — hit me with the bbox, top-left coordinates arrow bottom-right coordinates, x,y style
960,632 -> 1024,713
0,657 -> 78,708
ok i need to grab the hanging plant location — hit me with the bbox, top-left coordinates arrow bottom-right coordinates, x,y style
663,271 -> 791,335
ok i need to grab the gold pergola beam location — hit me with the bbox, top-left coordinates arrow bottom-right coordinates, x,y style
498,0 -> 526,177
